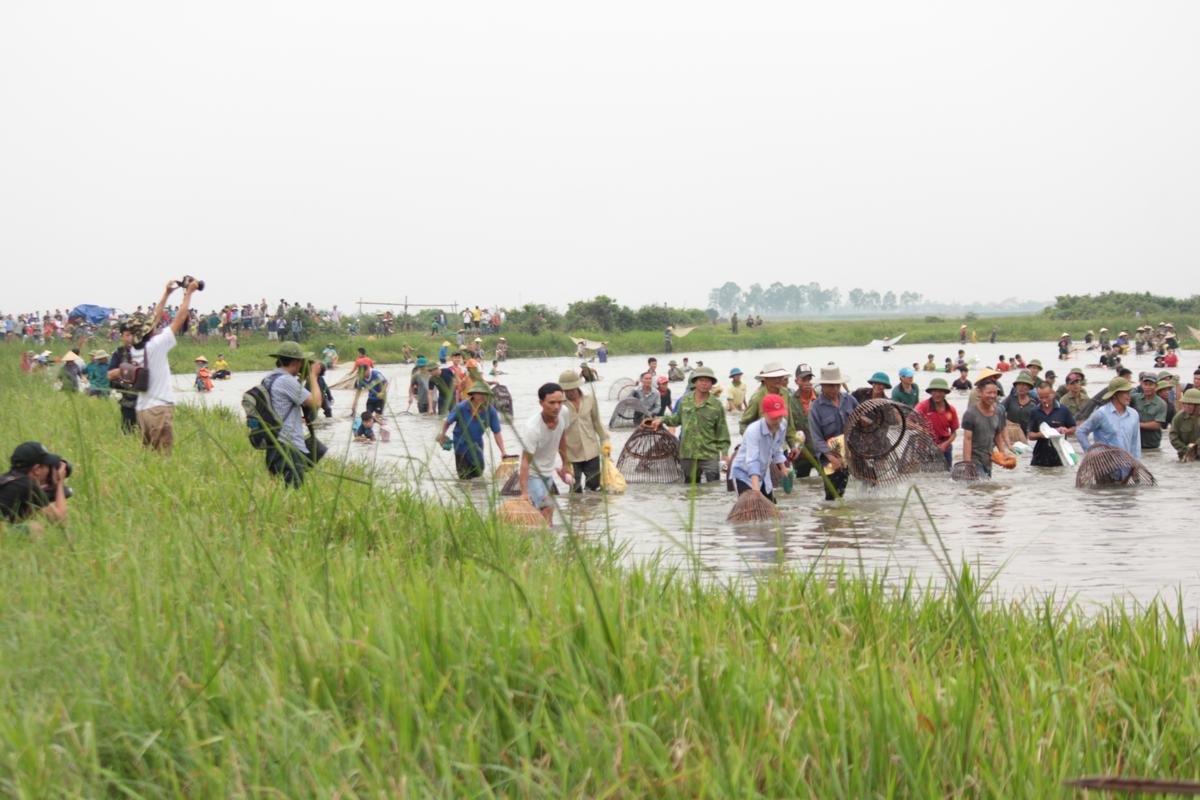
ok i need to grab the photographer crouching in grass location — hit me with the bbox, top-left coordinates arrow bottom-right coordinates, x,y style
264,341 -> 324,487
0,442 -> 71,532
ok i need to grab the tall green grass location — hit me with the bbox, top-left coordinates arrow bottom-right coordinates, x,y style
2,359 -> 1200,796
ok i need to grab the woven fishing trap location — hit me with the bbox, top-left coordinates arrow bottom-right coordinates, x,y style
609,397 -> 644,430
843,399 -> 942,486
615,427 -> 683,483
607,378 -> 636,401
1075,444 -> 1156,488
491,384 -> 513,416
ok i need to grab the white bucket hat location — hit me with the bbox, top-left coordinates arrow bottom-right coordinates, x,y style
754,362 -> 790,380
819,364 -> 845,385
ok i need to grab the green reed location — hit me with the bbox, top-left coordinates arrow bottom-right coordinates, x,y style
1,354 -> 1199,797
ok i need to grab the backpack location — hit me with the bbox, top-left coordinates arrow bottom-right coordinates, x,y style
242,373 -> 287,449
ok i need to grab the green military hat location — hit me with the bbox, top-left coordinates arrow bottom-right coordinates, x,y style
268,341 -> 314,361
1012,371 -> 1036,387
1102,377 -> 1135,400
688,366 -> 717,385
925,377 -> 951,393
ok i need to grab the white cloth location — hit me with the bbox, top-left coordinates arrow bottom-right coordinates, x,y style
521,406 -> 573,477
136,327 -> 177,411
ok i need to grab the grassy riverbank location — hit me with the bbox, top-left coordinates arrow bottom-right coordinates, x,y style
16,311 -> 1195,375
3,364 -> 1200,795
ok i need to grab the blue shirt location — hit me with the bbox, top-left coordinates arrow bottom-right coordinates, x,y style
357,369 -> 388,400
1028,402 -> 1076,466
1075,401 -> 1141,459
732,417 -> 788,494
447,400 -> 501,464
808,392 -> 859,460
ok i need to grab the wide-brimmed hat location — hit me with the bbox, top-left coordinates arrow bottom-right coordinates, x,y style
926,377 -> 951,393
819,364 -> 844,385
557,369 -> 583,391
728,367 -> 743,378
1027,359 -> 1043,368
668,360 -> 678,366
1060,332 -> 1070,338
1099,327 -> 1108,333
974,368 -> 1001,386
688,366 -> 717,385
1067,367 -> 1086,379
1012,370 -> 1036,387
1157,379 -> 1175,391
441,340 -> 451,346
1102,377 -> 1135,400
194,356 -> 208,363
466,381 -> 493,397
474,337 -> 482,342
90,349 -> 109,360
755,362 -> 790,380
268,341 -> 314,361
1182,388 -> 1200,404
868,371 -> 891,388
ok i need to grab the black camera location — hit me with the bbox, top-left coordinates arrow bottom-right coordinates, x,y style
44,457 -> 72,498
178,275 -> 206,291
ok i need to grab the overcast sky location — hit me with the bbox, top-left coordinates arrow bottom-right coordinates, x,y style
3,1 -> 1199,316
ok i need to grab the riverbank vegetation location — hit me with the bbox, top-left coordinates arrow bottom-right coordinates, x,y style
14,308 -> 1197,377
1043,291 -> 1200,320
4,356 -> 1200,794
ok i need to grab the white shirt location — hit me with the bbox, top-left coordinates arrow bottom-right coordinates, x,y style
521,406 -> 573,477
136,327 -> 177,411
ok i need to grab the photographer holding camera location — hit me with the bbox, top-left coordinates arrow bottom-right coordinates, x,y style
263,341 -> 323,487
0,442 -> 70,527
136,277 -> 202,454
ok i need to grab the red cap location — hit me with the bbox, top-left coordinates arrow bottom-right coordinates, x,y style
656,376 -> 669,384
761,394 -> 787,419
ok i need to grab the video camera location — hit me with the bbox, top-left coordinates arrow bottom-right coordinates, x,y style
175,275 -> 206,292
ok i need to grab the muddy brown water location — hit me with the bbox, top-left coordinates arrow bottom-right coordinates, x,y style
178,340 -> 1200,610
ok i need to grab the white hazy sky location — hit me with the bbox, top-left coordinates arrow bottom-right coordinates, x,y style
3,1 -> 1199,316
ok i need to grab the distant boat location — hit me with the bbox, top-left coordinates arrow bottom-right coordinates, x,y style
867,333 -> 906,351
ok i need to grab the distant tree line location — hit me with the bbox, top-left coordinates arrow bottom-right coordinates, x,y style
1043,291 -> 1200,320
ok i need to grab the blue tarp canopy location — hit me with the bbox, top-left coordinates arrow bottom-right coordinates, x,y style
68,304 -> 113,325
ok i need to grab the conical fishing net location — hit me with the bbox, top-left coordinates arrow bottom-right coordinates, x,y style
950,461 -> 981,481
500,498 -> 547,527
617,384 -> 639,401
843,399 -> 941,486
491,385 -> 513,416
609,397 -> 643,430
1075,444 -> 1156,487
615,427 -> 683,483
727,490 -> 780,523
608,378 -> 636,401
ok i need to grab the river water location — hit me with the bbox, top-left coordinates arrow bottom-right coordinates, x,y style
177,339 -> 1198,609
